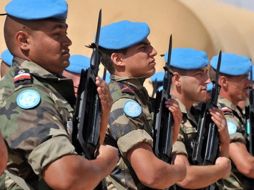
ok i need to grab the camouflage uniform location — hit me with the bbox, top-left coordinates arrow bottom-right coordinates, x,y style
217,97 -> 250,190
0,58 -> 76,190
172,98 -> 223,190
172,98 -> 196,164
106,75 -> 153,190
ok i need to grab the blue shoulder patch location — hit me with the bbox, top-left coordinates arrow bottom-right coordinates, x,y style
16,89 -> 41,109
246,120 -> 250,135
227,119 -> 238,135
123,100 -> 142,118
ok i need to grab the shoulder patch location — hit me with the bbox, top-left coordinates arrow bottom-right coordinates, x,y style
246,120 -> 250,135
227,119 -> 238,135
16,89 -> 41,109
119,83 -> 135,95
124,100 -> 142,118
221,107 -> 233,115
14,68 -> 33,88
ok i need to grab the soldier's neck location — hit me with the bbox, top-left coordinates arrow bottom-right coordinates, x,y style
171,90 -> 193,110
219,91 -> 238,106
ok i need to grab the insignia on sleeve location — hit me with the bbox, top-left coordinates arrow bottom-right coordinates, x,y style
246,120 -> 250,135
14,68 -> 33,88
227,119 -> 238,135
123,100 -> 142,118
16,89 -> 41,109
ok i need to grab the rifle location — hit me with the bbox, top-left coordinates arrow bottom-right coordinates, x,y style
248,67 -> 254,155
151,77 -> 163,98
72,9 -> 102,159
72,10 -> 105,190
153,35 -> 174,163
191,51 -> 222,190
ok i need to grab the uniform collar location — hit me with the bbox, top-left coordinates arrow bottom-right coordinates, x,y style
111,75 -> 146,90
174,97 -> 198,125
218,96 -> 238,110
174,97 -> 188,114
13,57 -> 63,80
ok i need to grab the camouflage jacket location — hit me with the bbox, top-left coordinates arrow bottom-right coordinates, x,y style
172,98 -> 197,161
0,58 -> 76,190
217,97 -> 249,190
106,75 -> 154,190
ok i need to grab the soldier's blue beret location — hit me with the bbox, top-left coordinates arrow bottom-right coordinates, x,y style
210,53 -> 251,76
65,55 -> 90,74
5,0 -> 68,20
1,49 -> 13,66
252,65 -> 254,81
151,71 -> 164,82
99,20 -> 150,50
164,48 -> 209,70
207,82 -> 213,92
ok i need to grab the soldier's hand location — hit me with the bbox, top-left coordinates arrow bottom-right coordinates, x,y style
96,77 -> 113,115
96,77 -> 113,143
98,145 -> 119,165
209,107 -> 230,145
215,156 -> 231,179
165,99 -> 182,143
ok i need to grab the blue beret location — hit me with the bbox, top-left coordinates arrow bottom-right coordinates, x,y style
99,20 -> 150,50
65,55 -> 90,74
210,53 -> 251,76
164,48 -> 209,70
207,82 -> 213,92
1,49 -> 13,66
249,65 -> 254,81
5,0 -> 68,20
151,71 -> 164,82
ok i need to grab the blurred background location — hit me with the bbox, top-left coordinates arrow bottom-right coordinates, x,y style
0,0 -> 254,92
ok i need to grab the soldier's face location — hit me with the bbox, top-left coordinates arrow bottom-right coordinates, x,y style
121,39 -> 157,78
226,75 -> 250,103
180,68 -> 210,103
27,20 -> 72,75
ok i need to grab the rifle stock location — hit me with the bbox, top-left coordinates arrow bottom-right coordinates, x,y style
153,35 -> 174,163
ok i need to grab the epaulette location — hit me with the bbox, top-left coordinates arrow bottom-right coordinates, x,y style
221,107 -> 233,115
119,83 -> 135,95
13,68 -> 33,88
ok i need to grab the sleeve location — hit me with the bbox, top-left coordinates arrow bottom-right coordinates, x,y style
225,115 -> 246,144
0,86 -> 77,175
108,98 -> 153,156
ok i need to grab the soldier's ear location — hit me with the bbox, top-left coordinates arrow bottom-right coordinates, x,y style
219,76 -> 228,88
173,72 -> 181,87
16,31 -> 30,51
111,52 -> 125,67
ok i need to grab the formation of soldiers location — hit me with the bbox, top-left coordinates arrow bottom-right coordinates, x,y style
0,0 -> 253,189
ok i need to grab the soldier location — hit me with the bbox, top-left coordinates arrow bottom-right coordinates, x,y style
99,20 -> 186,189
63,54 -> 90,96
210,53 -> 254,190
168,48 -> 231,189
0,132 -> 7,175
0,49 -> 13,78
0,0 -> 118,189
